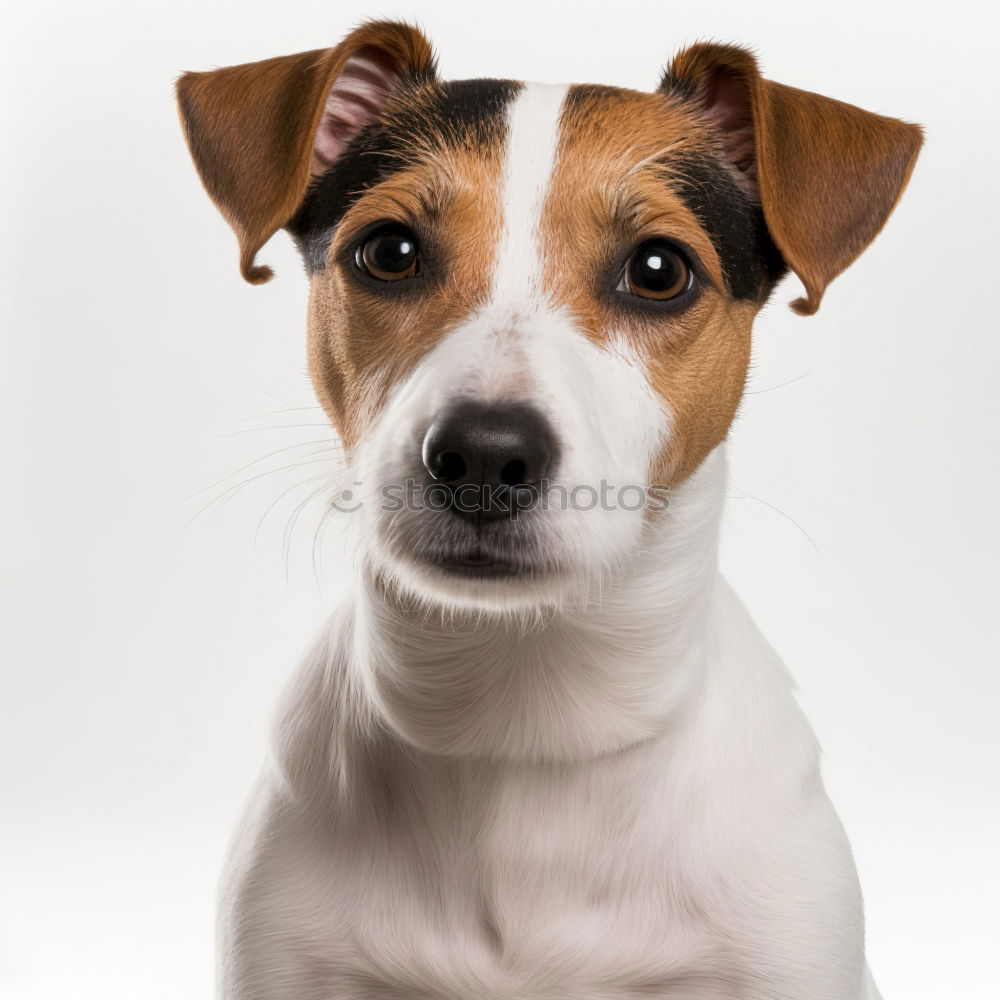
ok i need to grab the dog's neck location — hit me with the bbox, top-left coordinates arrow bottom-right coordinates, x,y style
351,447 -> 728,762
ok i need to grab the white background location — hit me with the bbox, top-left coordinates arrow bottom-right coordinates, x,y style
3,1 -> 998,997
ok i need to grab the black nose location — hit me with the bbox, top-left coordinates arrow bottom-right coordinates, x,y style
421,402 -> 557,523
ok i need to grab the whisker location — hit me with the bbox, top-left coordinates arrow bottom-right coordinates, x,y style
312,503 -> 333,591
183,439 -> 337,501
255,388 -> 298,410
745,371 -> 812,396
240,404 -> 325,423
182,451 -> 337,531
728,485 -> 820,552
253,468 -> 334,551
283,477 -> 339,582
222,423 -> 334,437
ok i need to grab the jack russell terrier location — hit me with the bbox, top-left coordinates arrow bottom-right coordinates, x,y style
178,20 -> 921,1000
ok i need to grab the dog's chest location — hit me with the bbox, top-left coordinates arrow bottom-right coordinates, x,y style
312,759 -> 741,999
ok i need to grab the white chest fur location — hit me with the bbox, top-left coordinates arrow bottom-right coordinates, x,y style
220,593 -> 868,1000
218,452 -> 874,1000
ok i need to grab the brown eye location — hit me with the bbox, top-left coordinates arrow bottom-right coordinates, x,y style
356,224 -> 420,282
623,240 -> 691,300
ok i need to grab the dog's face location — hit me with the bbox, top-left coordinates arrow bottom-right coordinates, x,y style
179,22 -> 920,610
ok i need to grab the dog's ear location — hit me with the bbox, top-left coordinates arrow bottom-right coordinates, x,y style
662,45 -> 922,314
176,20 -> 436,283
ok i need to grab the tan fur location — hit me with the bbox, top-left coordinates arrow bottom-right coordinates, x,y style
307,148 -> 505,448
542,86 -> 755,485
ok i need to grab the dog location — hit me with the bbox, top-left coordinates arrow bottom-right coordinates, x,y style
178,20 -> 920,999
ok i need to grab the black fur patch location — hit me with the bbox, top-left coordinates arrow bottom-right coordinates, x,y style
288,79 -> 520,272
667,156 -> 786,301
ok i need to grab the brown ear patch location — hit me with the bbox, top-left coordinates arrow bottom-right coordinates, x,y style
663,44 -> 923,313
176,20 -> 436,283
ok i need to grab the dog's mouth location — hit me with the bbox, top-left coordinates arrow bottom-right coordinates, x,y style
433,546 -> 536,579
391,518 -> 555,584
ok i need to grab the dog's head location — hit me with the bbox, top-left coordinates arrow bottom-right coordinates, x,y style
178,21 -> 920,611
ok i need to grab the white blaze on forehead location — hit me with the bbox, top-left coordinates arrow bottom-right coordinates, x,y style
491,83 -> 570,307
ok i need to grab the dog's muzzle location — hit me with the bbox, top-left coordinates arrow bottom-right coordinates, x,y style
421,401 -> 558,523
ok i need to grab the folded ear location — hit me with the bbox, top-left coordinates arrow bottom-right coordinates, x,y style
662,45 -> 922,314
176,20 -> 436,283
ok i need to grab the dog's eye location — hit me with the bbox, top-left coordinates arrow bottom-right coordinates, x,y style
619,240 -> 691,301
355,224 -> 420,282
